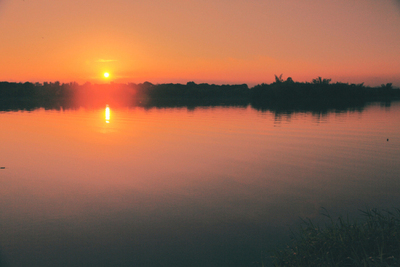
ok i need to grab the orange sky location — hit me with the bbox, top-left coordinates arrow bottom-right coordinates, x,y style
0,0 -> 399,86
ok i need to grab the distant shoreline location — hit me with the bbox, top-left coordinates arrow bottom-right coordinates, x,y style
1,77 -> 399,113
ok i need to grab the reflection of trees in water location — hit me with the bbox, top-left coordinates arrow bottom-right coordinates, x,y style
0,96 -> 393,120
251,97 -> 368,116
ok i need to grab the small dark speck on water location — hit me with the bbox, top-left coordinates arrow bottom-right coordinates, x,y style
387,139 -> 389,141
0,167 -> 5,169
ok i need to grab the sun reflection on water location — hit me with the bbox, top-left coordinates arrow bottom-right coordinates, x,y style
105,105 -> 110,123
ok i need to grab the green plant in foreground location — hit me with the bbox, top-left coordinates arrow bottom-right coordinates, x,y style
273,209 -> 400,267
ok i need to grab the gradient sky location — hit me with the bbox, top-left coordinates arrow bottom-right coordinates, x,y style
0,0 -> 399,86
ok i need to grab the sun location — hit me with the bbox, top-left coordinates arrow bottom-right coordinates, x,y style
103,72 -> 110,78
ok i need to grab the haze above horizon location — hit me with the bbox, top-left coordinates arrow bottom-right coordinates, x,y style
0,0 -> 399,86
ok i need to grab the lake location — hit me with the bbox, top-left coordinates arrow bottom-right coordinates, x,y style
0,101 -> 399,267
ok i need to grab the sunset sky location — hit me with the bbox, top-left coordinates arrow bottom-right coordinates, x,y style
0,0 -> 399,86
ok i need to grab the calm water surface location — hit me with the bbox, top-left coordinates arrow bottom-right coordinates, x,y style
0,102 -> 400,266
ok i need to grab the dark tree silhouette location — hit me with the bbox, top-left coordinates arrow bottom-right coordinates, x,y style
0,77 -> 399,114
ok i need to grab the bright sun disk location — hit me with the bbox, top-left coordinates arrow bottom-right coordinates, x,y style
104,72 -> 110,78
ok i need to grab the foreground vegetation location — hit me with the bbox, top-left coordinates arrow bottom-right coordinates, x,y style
273,209 -> 400,267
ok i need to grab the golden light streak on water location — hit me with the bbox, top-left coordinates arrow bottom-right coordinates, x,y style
105,105 -> 110,123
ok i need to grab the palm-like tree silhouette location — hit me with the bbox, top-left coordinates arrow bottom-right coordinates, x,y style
312,77 -> 331,84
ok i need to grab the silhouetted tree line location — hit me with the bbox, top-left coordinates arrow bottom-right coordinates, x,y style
251,75 -> 398,101
0,77 -> 399,113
